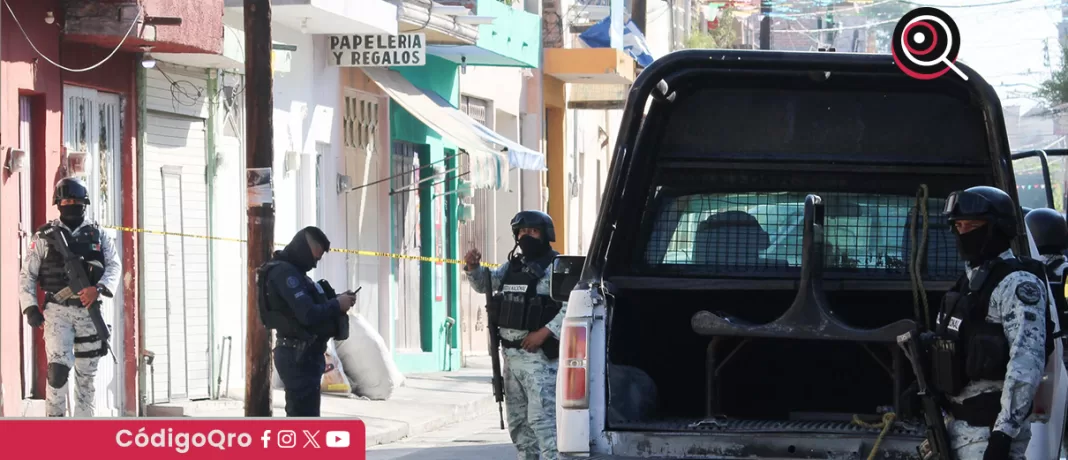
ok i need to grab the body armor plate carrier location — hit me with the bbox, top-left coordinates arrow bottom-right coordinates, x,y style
492,254 -> 562,359
37,223 -> 105,296
256,260 -> 348,345
932,257 -> 1057,426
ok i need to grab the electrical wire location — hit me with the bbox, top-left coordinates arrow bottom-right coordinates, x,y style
154,66 -> 206,111
773,17 -> 897,33
768,0 -> 896,19
3,0 -> 141,73
896,0 -> 1027,7
770,0 -> 1060,34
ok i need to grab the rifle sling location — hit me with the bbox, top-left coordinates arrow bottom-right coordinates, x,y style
42,229 -> 94,288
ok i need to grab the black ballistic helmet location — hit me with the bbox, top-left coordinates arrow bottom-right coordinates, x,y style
944,185 -> 1017,237
54,177 -> 90,206
1025,207 -> 1068,255
510,210 -> 556,242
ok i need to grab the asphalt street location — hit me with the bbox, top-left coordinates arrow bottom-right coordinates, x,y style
366,411 -> 517,460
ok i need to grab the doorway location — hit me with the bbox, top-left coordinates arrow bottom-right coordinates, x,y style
18,95 -> 39,400
62,85 -> 125,415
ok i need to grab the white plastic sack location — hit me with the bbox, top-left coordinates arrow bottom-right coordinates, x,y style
334,312 -> 405,400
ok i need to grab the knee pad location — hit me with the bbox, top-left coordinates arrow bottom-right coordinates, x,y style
47,363 -> 70,388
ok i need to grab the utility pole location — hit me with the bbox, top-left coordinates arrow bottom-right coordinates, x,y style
759,0 -> 771,50
243,0 -> 275,417
633,0 -> 646,34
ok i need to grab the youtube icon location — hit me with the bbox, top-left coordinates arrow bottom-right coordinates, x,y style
326,431 -> 350,448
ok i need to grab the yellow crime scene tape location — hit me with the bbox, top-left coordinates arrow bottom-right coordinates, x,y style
103,225 -> 502,268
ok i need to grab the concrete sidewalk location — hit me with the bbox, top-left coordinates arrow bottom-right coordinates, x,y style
152,357 -> 499,447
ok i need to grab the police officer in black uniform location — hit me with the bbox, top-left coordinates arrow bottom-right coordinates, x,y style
934,186 -> 1054,459
257,226 -> 355,417
19,177 -> 122,417
463,211 -> 565,460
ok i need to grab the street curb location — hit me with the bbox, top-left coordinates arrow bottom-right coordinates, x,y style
366,393 -> 499,447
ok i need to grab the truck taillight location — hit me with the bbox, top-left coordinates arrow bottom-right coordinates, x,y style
560,318 -> 591,409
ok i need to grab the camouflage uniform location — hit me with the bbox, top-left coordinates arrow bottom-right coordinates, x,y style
467,259 -> 566,460
946,250 -> 1046,459
19,219 -> 122,417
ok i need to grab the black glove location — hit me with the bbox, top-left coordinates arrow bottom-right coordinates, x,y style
983,430 -> 1012,460
23,306 -> 44,329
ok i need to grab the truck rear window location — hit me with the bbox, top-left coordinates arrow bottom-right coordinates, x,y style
642,191 -> 960,280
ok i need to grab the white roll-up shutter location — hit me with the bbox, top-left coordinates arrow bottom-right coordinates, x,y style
142,63 -> 212,402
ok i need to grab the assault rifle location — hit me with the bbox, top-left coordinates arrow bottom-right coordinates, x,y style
897,330 -> 951,460
40,226 -> 115,364
486,286 -> 506,430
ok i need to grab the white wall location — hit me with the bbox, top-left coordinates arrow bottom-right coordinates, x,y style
210,19 -> 341,396
271,24 -> 317,249
564,109 -> 619,255
211,69 -> 249,398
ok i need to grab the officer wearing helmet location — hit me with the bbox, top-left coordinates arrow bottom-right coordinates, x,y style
1025,207 -> 1068,278
933,186 -> 1053,459
463,210 -> 564,460
18,177 -> 122,417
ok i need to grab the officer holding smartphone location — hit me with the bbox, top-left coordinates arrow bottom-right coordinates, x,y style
257,226 -> 355,416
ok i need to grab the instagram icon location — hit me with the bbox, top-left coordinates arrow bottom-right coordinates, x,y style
277,430 -> 297,449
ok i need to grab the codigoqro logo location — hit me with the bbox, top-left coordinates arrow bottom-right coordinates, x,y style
891,7 -> 968,81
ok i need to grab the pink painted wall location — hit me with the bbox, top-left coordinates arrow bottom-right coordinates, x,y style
0,0 -> 64,416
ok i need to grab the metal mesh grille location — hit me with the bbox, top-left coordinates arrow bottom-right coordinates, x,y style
642,192 -> 960,279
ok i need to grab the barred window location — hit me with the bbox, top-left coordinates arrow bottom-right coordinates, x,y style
643,192 -> 959,279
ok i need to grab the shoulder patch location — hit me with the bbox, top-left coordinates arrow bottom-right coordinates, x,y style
1015,281 -> 1043,305
286,276 -> 300,289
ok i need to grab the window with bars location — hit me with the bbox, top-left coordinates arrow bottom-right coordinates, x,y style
642,191 -> 960,280
343,94 -> 379,149
460,95 -> 489,126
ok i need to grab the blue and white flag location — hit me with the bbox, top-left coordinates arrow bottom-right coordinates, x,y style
579,16 -> 656,68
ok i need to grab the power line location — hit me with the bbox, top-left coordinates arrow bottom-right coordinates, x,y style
3,0 -> 141,72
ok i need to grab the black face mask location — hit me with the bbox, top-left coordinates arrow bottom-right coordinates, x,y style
955,225 -> 1010,267
280,228 -> 328,272
517,235 -> 548,259
58,204 -> 86,228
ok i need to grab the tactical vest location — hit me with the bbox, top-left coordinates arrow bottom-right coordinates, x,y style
932,257 -> 1057,425
256,260 -> 348,343
497,260 -> 561,332
37,222 -> 105,295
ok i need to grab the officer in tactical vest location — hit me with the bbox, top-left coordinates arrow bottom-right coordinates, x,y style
935,186 -> 1052,459
1024,207 -> 1068,452
1025,207 -> 1068,295
258,226 -> 355,417
464,210 -> 565,460
19,177 -> 122,417
1025,207 -> 1068,330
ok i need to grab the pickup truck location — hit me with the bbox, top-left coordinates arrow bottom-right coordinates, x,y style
549,49 -> 1068,459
